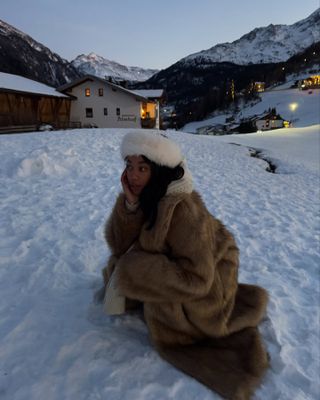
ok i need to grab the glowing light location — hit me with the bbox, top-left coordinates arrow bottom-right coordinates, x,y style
289,103 -> 298,125
289,103 -> 298,112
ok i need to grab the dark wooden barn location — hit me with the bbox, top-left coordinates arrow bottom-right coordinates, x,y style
0,72 -> 74,133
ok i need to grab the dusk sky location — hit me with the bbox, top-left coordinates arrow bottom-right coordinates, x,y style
1,0 -> 319,70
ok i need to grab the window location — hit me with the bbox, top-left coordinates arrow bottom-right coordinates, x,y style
98,88 -> 104,96
116,108 -> 120,116
85,88 -> 90,97
86,108 -> 93,118
104,108 -> 108,116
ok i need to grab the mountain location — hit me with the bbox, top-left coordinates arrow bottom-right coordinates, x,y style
0,18 -> 158,86
0,9 -> 318,123
71,53 -> 158,82
181,8 -> 320,66
136,10 -> 320,127
0,19 -> 81,87
138,41 -> 320,127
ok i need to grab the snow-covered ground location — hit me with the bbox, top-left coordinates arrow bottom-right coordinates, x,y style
183,87 -> 320,133
0,125 -> 319,400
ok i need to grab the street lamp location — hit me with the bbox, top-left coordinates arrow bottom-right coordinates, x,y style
289,102 -> 298,126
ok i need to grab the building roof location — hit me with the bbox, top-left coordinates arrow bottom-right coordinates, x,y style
132,89 -> 164,99
0,72 -> 70,98
57,75 -> 150,102
256,112 -> 285,121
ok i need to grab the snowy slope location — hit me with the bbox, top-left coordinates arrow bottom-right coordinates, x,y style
0,127 -> 319,400
72,53 -> 158,82
181,8 -> 320,65
239,88 -> 320,126
183,86 -> 320,133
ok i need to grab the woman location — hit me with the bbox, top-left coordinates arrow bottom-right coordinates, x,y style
102,130 -> 269,400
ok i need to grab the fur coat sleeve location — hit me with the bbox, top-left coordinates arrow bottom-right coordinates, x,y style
114,196 -> 215,302
104,193 -> 144,258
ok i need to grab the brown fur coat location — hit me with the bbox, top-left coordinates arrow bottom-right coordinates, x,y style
104,191 -> 269,399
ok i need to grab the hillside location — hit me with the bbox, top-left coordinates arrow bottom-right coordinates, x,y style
0,20 -> 80,87
137,41 -> 320,127
183,82 -> 320,133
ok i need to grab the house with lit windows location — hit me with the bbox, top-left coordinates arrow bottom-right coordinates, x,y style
298,74 -> 320,90
254,82 -> 265,92
58,75 -> 163,129
255,111 -> 288,131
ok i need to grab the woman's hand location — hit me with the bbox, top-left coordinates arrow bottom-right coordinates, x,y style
121,169 -> 139,205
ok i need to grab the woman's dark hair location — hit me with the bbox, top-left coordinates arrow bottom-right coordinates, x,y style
139,155 -> 184,230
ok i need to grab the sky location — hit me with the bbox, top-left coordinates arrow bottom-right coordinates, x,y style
1,0 -> 319,70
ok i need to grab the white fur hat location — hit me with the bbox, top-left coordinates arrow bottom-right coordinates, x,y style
120,130 -> 183,168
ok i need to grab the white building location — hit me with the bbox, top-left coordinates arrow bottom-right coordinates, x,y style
58,76 -> 163,129
255,113 -> 288,131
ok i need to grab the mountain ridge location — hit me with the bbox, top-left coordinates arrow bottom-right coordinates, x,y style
179,8 -> 320,66
0,9 -> 318,87
0,9 -> 318,126
71,52 -> 158,82
0,19 -> 80,87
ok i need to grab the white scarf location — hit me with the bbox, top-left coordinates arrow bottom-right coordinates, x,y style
166,160 -> 193,195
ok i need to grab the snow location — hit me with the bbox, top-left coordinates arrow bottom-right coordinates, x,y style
71,53 -> 158,82
133,89 -> 164,99
238,89 -> 320,127
216,125 -> 320,174
0,125 -> 319,400
183,87 -> 320,133
0,72 -> 69,98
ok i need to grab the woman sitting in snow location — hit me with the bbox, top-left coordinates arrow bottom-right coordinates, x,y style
101,130 -> 269,400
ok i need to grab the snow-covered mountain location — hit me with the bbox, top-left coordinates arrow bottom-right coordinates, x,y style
72,53 -> 158,82
181,8 -> 320,66
0,19 -> 80,87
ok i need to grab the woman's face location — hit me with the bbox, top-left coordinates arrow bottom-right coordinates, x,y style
125,155 -> 152,196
